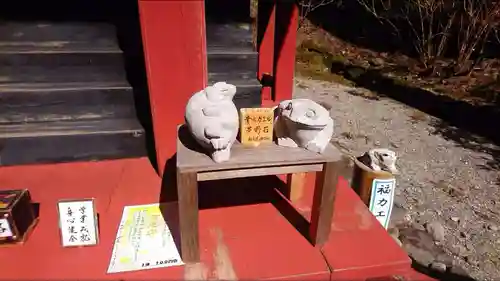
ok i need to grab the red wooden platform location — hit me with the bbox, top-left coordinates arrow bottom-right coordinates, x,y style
0,158 -> 423,280
289,173 -> 412,279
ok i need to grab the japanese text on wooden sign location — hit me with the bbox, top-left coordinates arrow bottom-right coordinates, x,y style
57,199 -> 99,247
369,178 -> 396,229
0,218 -> 13,238
240,107 -> 274,146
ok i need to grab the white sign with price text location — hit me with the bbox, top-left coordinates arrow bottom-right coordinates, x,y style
369,178 -> 396,229
107,203 -> 184,274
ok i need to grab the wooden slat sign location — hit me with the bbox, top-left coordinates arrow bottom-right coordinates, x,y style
239,107 -> 274,147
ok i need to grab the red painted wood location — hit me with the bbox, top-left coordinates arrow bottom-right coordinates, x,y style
139,0 -> 207,176
257,1 -> 275,103
291,173 -> 412,280
258,1 -> 298,106
0,159 -> 330,280
273,1 -> 298,103
0,161 -> 413,280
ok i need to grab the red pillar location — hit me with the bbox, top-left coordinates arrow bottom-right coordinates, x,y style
257,1 -> 276,104
139,0 -> 208,176
273,1 -> 298,103
258,0 -> 298,107
258,1 -> 298,183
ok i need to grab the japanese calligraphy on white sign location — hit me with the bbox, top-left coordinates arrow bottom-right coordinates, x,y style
57,199 -> 99,247
107,203 -> 183,274
0,218 -> 13,238
369,178 -> 396,229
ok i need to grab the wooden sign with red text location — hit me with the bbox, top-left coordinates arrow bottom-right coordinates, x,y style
239,107 -> 274,147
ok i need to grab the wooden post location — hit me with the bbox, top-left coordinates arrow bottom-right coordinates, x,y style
138,0 -> 207,176
258,0 -> 299,106
309,162 -> 339,246
263,0 -> 302,190
257,0 -> 276,104
273,0 -> 298,102
351,159 -> 394,207
176,170 -> 200,263
287,172 -> 306,204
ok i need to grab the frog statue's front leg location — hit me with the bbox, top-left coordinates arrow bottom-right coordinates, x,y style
305,116 -> 334,154
275,116 -> 298,148
204,121 -> 237,163
202,105 -> 221,117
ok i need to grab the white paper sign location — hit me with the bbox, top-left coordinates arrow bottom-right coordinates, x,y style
369,178 -> 396,229
0,218 -> 13,238
107,203 -> 184,274
57,199 -> 99,247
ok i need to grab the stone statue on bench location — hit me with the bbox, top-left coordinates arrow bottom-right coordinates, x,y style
358,148 -> 398,174
274,99 -> 334,154
185,82 -> 239,163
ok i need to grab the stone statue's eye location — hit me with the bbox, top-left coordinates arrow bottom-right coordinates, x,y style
382,153 -> 388,157
306,109 -> 316,118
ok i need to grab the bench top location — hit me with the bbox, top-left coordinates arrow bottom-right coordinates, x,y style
176,124 -> 341,173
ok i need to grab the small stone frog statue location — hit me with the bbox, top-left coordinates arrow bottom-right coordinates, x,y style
358,148 -> 398,174
185,82 -> 239,163
274,98 -> 334,154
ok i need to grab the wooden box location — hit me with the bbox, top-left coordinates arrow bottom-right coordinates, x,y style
0,189 -> 38,245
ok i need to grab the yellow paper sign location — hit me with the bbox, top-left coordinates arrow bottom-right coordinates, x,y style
107,203 -> 184,273
240,107 -> 274,147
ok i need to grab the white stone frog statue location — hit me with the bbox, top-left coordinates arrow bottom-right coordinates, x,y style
185,82 -> 239,163
358,148 -> 398,174
274,99 -> 334,154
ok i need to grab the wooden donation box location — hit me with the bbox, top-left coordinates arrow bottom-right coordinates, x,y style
176,125 -> 342,262
0,189 -> 37,245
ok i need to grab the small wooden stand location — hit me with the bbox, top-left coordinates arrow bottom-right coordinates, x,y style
176,125 -> 342,263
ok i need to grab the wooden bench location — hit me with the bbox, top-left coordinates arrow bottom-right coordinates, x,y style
176,125 -> 342,263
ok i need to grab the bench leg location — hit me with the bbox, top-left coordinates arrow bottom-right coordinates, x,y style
309,162 -> 339,246
177,170 -> 200,263
287,172 -> 307,204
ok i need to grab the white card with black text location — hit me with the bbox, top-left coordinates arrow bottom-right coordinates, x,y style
57,199 -> 99,247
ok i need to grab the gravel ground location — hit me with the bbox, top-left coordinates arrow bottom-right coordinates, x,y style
293,77 -> 500,281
